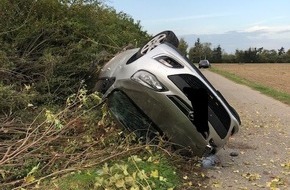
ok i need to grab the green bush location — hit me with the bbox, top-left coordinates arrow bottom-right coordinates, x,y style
0,0 -> 149,106
0,83 -> 35,114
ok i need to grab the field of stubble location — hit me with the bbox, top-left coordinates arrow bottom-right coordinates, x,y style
212,63 -> 290,94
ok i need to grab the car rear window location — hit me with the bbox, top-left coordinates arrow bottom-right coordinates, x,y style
107,90 -> 162,138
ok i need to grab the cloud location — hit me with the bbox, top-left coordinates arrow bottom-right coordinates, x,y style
277,29 -> 290,34
243,25 -> 290,34
244,26 -> 271,33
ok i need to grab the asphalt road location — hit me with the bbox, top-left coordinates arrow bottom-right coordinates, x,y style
200,69 -> 290,189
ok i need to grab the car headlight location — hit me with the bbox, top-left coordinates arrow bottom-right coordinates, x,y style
131,70 -> 166,91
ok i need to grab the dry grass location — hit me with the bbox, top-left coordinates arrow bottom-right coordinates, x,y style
212,63 -> 290,94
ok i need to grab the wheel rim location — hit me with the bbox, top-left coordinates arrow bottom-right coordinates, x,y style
140,34 -> 167,55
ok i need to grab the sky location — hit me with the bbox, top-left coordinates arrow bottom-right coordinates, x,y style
107,0 -> 290,53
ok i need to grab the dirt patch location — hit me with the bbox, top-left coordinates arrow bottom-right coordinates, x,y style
212,63 -> 290,94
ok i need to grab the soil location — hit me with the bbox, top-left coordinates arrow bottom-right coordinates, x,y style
199,69 -> 290,189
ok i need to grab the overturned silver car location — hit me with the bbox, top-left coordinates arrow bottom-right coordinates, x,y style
95,31 -> 241,157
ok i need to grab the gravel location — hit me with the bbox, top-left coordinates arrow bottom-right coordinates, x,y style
200,69 -> 290,189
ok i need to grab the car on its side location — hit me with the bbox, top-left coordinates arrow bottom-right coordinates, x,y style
95,31 -> 240,157
198,59 -> 211,68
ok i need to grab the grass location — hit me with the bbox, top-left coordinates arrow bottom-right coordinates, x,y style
210,67 -> 290,105
43,151 -> 181,190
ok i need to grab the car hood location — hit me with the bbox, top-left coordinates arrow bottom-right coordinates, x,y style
99,48 -> 139,79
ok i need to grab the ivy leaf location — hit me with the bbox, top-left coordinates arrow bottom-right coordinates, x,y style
94,181 -> 102,188
113,173 -> 122,181
147,156 -> 153,162
125,176 -> 134,186
27,163 -> 40,176
145,145 -> 152,154
0,170 -> 5,179
150,170 -> 159,178
115,179 -> 125,188
24,175 -> 35,183
130,155 -> 142,162
118,164 -> 129,176
102,163 -> 109,174
130,186 -> 140,190
159,176 -> 167,182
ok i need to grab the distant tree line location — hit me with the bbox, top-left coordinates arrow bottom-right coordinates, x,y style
178,38 -> 290,63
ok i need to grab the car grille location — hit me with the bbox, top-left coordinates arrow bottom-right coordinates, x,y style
168,74 -> 231,139
168,95 -> 192,118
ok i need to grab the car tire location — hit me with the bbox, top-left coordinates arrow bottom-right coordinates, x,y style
136,30 -> 179,59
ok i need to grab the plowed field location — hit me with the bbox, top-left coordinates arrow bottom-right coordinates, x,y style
212,63 -> 290,94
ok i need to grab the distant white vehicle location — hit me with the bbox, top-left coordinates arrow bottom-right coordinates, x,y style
95,31 -> 240,157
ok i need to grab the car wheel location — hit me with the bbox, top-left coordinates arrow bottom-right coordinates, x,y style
136,30 -> 179,58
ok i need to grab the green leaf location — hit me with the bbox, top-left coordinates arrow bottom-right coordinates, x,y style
24,175 -> 35,183
150,170 -> 159,178
115,179 -> 125,188
27,163 -> 40,176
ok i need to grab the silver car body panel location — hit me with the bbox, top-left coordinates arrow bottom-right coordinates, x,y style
98,43 -> 240,156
